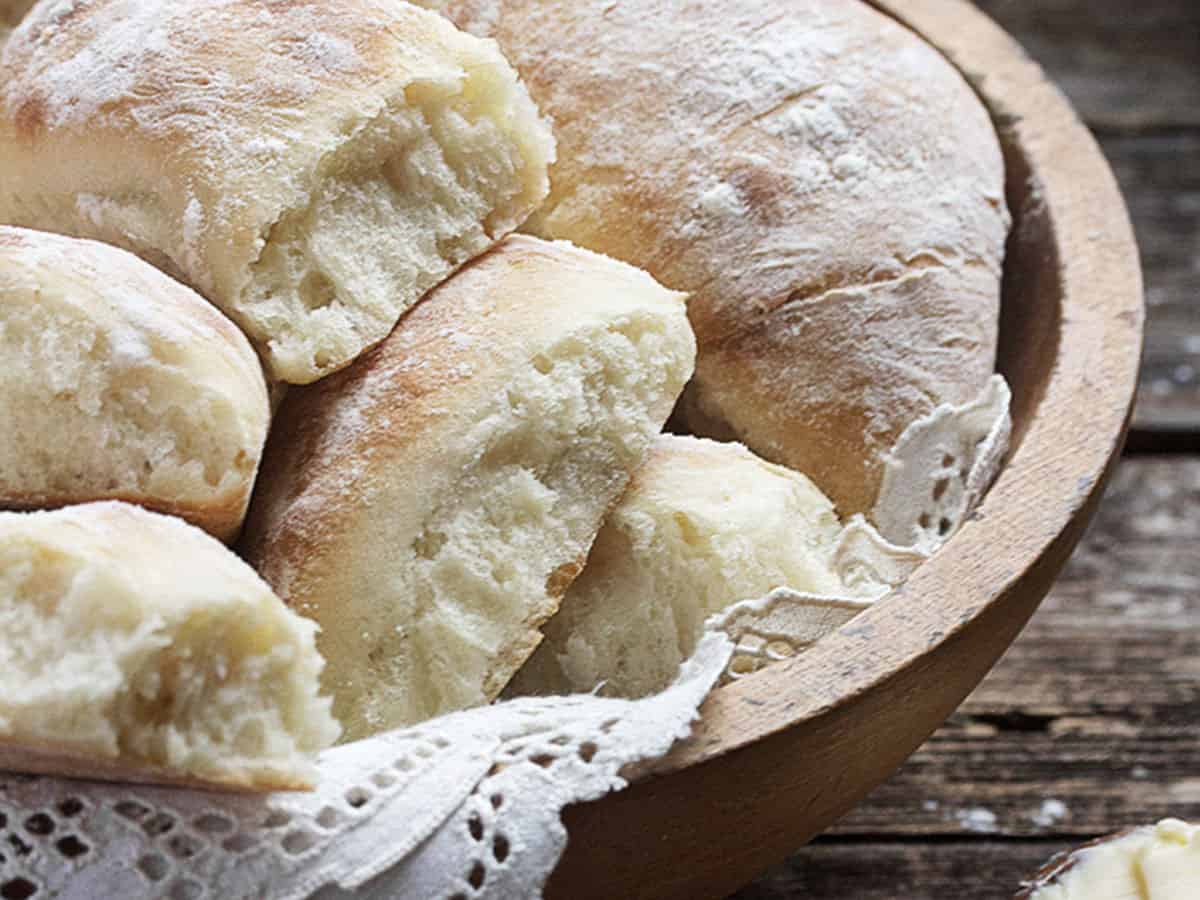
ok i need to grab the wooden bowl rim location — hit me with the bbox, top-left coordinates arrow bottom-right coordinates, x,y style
636,0 -> 1145,780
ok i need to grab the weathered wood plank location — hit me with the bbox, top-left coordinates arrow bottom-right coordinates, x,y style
829,459 -> 1200,837
973,0 -> 1200,431
730,840 -> 1076,900
1101,134 -> 1200,431
974,0 -> 1200,131
734,458 -> 1200,894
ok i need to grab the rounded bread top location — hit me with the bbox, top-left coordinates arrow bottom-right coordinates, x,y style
416,0 -> 1011,514
0,0 -> 541,296
0,224 -> 268,445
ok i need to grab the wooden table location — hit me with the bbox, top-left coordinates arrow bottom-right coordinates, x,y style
732,1 -> 1200,895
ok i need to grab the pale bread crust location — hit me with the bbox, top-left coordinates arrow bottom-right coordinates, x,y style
0,502 -> 339,791
416,0 -> 1010,515
242,235 -> 695,739
0,739 -> 309,794
0,226 -> 269,542
509,434 -> 848,698
0,0 -> 554,383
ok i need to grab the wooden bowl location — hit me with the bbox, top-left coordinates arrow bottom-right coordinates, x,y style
548,1 -> 1144,897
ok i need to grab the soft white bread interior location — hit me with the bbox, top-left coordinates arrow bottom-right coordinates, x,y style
415,0 -> 1009,517
0,227 -> 269,543
242,235 -> 695,739
0,502 -> 340,791
1020,819 -> 1200,900
508,434 -> 854,699
0,0 -> 554,383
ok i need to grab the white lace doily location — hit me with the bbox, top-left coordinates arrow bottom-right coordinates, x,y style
873,375 -> 1012,552
0,378 -> 1010,900
0,635 -> 731,900
705,375 -> 1012,682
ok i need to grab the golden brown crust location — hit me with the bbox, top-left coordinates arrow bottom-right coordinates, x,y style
0,226 -> 269,542
242,234 -> 694,736
0,737 -> 313,793
416,0 -> 1010,515
0,491 -> 246,544
0,0 -> 553,383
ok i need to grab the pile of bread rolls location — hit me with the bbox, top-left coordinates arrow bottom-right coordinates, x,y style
0,0 -> 1007,790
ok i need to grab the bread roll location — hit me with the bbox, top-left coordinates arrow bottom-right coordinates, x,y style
1017,819 -> 1200,900
242,236 -> 695,739
0,502 -> 339,791
415,0 -> 1010,516
0,226 -> 269,542
508,435 -> 853,699
0,0 -> 554,384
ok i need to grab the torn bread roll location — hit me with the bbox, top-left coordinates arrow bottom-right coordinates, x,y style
242,236 -> 696,740
508,435 -> 858,699
416,0 -> 1009,516
1017,819 -> 1200,900
0,0 -> 554,384
0,227 -> 269,543
0,502 -> 340,791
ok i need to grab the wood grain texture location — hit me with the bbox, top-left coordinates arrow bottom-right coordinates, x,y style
976,0 -> 1200,432
1104,134 -> 1200,430
733,841 -> 1077,900
734,458 -> 1200,897
973,0 -> 1200,132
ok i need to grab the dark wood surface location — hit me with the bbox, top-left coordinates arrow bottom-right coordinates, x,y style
732,1 -> 1199,896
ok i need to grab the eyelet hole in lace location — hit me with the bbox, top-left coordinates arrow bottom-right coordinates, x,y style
23,814 -> 53,836
493,834 -> 510,863
168,879 -> 202,900
371,771 -> 397,790
578,742 -> 597,763
315,807 -> 343,830
57,799 -> 84,818
282,830 -> 319,856
468,861 -> 486,890
193,814 -> 234,835
221,832 -> 256,854
467,816 -> 483,842
55,836 -> 89,859
137,853 -> 169,882
0,878 -> 38,899
141,813 -> 175,837
114,801 -> 150,822
165,834 -> 202,861
932,477 -> 950,501
344,787 -> 371,809
938,517 -> 952,536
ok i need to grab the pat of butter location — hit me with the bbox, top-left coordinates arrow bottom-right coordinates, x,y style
1020,819 -> 1199,900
